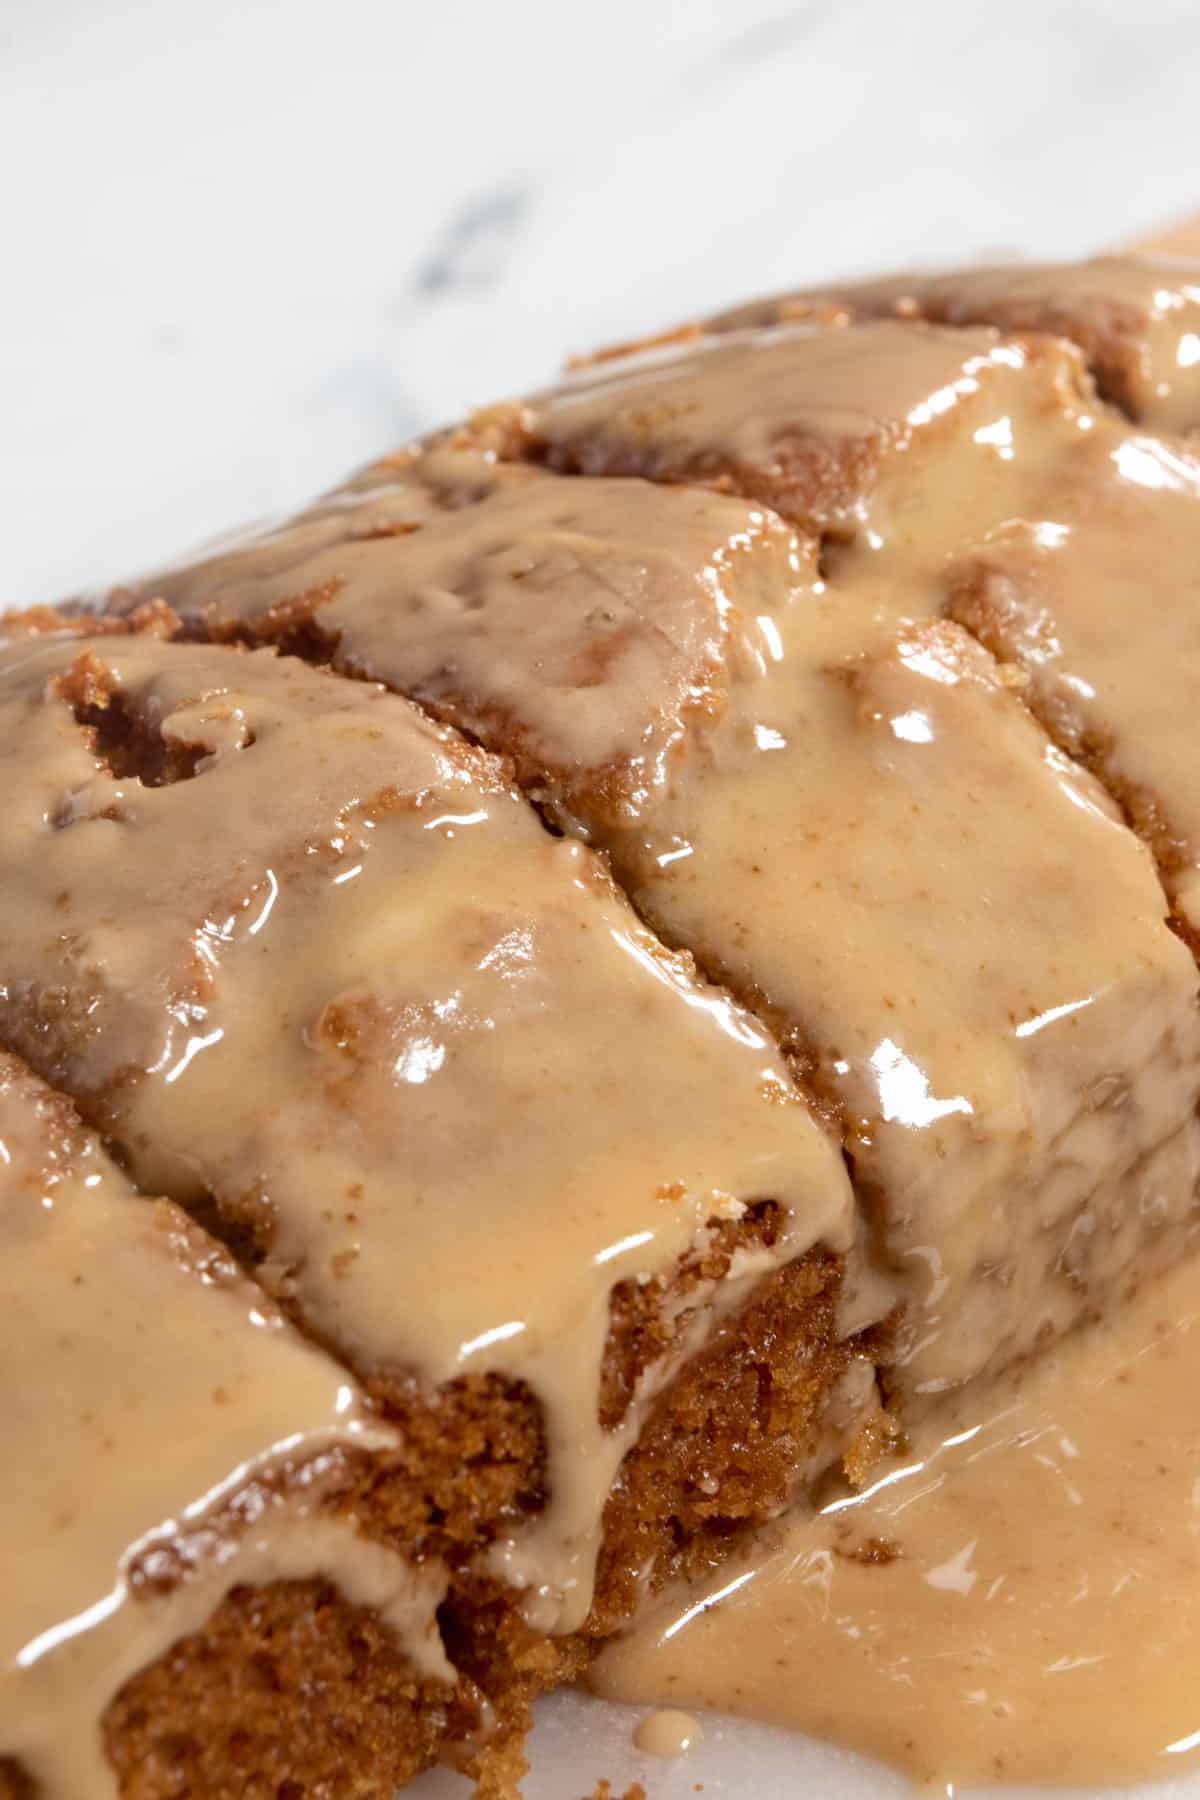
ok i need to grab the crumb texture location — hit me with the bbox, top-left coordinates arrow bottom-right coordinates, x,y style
104,1580 -> 468,1800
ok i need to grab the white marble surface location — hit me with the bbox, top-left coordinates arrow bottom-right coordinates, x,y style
404,1689 -> 1200,1800
3,0 -> 1200,604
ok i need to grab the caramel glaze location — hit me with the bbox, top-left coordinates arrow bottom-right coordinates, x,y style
0,621 -> 874,1783
592,1249 -> 1200,1793
0,1050 -> 451,1799
132,283 -> 1200,1406
708,255 -> 1200,432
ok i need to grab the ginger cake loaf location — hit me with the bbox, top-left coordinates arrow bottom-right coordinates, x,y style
7,251 -> 1200,1793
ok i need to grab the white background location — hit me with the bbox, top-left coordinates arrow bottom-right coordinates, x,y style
3,0 -> 1200,605
4,4 -> 1200,1793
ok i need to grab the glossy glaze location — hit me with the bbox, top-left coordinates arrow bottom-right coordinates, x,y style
14,253 -> 1200,1793
632,1708 -> 702,1757
134,274 -> 1200,1402
947,427 -> 1200,933
0,632 -> 861,1653
593,1251 -> 1200,1791
710,256 -> 1200,432
0,1052 -> 438,1799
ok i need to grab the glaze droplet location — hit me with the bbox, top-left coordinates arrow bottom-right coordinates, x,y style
634,1708 -> 703,1757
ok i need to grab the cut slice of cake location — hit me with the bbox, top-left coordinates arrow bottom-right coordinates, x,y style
0,1049 -> 474,1800
0,622 -> 880,1795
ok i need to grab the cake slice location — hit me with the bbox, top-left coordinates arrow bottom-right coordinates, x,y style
698,261 -> 1200,942
461,318 -> 1089,539
0,1049 -> 471,1800
945,427 -> 1200,942
0,622 -> 876,1794
708,256 -> 1200,431
121,450 -> 801,832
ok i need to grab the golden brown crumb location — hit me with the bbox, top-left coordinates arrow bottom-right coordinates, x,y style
566,320 -> 704,371
833,1534 -> 901,1566
105,1578 -> 480,1800
2,597 -> 181,639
